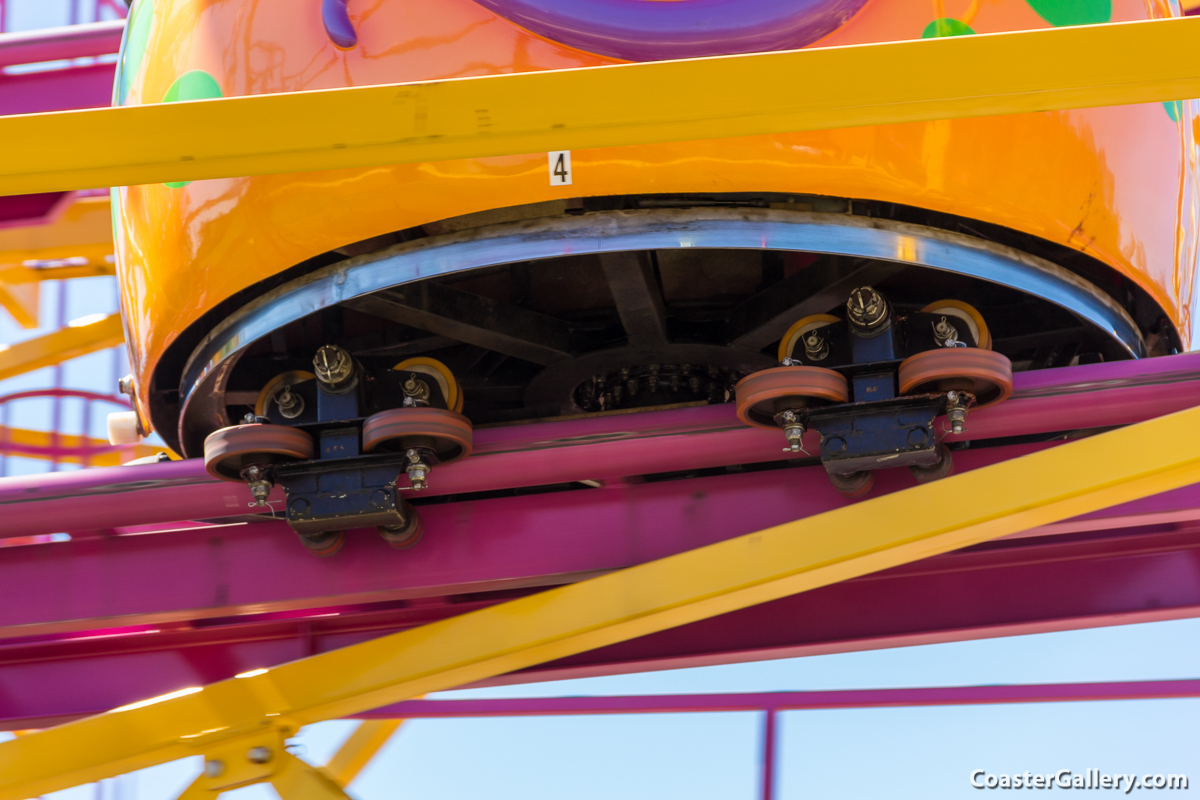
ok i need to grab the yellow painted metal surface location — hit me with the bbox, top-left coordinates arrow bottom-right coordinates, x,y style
0,313 -> 123,382
108,0 -> 1200,430
0,426 -> 157,466
5,20 -> 1200,195
322,720 -> 403,787
5,403 -> 1200,799
171,728 -> 352,800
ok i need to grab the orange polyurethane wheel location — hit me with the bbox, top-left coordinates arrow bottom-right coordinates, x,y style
203,423 -> 314,481
898,348 -> 1013,408
734,366 -> 849,429
362,406 -> 474,464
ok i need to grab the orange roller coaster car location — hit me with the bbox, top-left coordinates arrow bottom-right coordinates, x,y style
109,0 -> 1198,529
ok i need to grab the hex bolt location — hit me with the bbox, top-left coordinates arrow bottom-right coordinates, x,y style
313,344 -> 355,389
203,760 -> 225,778
117,374 -> 135,397
246,746 -> 273,764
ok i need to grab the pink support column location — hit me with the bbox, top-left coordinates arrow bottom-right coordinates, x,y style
761,709 -> 778,800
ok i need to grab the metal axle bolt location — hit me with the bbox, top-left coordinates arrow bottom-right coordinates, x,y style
803,330 -> 829,361
933,316 -> 961,348
406,448 -> 431,491
276,386 -> 304,419
313,344 -> 355,388
780,410 -> 806,453
246,746 -> 273,764
203,760 -> 225,778
946,390 -> 968,435
241,464 -> 273,507
846,286 -> 889,332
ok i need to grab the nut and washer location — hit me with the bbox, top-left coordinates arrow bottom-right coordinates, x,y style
846,286 -> 890,332
313,345 -> 355,389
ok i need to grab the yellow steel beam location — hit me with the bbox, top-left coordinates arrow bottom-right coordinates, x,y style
1,18 -> 1199,196
322,720 -> 404,787
6,402 -> 1200,798
169,728 -> 353,800
0,312 -> 123,381
0,426 -> 158,466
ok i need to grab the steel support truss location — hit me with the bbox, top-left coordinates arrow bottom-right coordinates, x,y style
0,18 -> 1197,194
4,400 -> 1200,799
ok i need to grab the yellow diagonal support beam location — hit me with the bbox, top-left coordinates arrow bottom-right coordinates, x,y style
0,281 -> 38,330
0,312 -> 123,381
7,402 -> 1200,799
322,720 -> 404,787
1,18 -> 1199,196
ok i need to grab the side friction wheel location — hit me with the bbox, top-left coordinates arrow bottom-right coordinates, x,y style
362,406 -> 474,464
777,314 -> 840,362
898,349 -> 1013,408
920,300 -> 991,350
735,366 -> 849,429
203,423 -> 314,481
394,357 -> 463,413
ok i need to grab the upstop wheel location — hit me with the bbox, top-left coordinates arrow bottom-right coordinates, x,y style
898,349 -> 1013,408
734,366 -> 849,429
203,423 -> 314,481
297,530 -> 346,557
827,469 -> 875,498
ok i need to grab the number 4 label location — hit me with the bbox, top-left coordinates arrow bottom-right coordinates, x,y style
548,151 -> 572,186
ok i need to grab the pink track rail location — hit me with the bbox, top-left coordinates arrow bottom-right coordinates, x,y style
3,353 -> 1199,537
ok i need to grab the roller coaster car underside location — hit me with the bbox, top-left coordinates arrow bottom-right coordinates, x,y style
187,205 -> 1153,552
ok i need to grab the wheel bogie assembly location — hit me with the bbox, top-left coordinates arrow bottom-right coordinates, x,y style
204,351 -> 471,552
736,286 -> 1013,496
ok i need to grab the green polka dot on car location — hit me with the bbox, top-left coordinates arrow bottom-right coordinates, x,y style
1023,0 -> 1110,27
921,18 -> 975,37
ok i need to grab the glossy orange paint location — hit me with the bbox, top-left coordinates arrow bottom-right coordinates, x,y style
112,0 -> 1199,430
